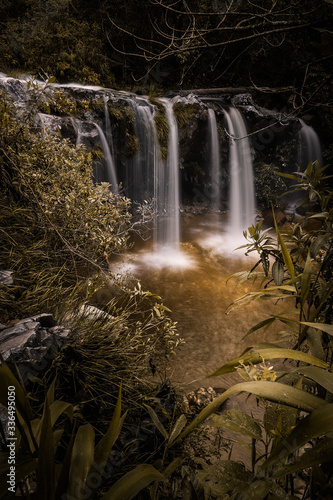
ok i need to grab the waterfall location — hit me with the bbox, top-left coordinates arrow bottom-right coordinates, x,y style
299,119 -> 322,168
224,107 -> 256,240
207,108 -> 221,211
103,95 -> 115,159
94,123 -> 118,193
126,98 -> 158,203
156,100 -> 180,249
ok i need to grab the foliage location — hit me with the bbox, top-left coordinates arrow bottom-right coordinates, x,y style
173,103 -> 200,129
108,102 -> 140,158
0,83 -> 132,321
149,95 -> 169,162
142,161 -> 333,499
46,283 -> 182,426
0,358 -> 166,499
253,163 -> 287,208
0,0 -> 114,85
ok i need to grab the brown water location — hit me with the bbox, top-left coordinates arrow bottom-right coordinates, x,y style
122,214 -> 289,393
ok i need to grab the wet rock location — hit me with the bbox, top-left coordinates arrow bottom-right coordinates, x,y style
0,270 -> 13,286
0,314 -> 72,380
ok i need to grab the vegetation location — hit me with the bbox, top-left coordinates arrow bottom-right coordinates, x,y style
0,81 -> 132,321
149,95 -> 169,162
161,161 -> 333,499
1,2 -> 333,493
0,359 -> 166,499
0,78 -> 182,498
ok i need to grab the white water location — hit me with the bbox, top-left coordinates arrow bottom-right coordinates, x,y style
94,123 -> 118,193
224,107 -> 256,244
126,98 -> 158,203
207,108 -> 221,210
155,100 -> 180,250
299,119 -> 322,168
103,95 -> 115,160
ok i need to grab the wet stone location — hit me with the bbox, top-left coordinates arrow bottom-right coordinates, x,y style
0,314 -> 72,381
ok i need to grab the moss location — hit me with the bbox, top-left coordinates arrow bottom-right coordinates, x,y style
125,132 -> 140,158
107,102 -> 140,158
149,96 -> 169,162
173,103 -> 200,128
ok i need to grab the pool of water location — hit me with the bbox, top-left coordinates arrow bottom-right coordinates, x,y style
115,214 -> 289,392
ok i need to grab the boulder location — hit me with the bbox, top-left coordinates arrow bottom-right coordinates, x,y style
0,313 -> 72,380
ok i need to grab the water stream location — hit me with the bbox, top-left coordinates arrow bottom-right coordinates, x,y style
224,107 -> 256,244
207,108 -> 221,211
94,123 -> 119,193
299,118 -> 322,168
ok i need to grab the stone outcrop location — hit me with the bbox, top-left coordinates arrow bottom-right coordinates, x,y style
0,313 -> 72,380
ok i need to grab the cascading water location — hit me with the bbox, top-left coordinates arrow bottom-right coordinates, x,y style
103,95 -> 115,159
207,108 -> 221,211
156,99 -> 180,250
299,119 -> 322,168
94,123 -> 118,193
126,98 -> 158,204
224,107 -> 256,241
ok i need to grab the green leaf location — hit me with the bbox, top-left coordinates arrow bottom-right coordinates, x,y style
301,251 -> 312,306
145,405 -> 168,439
68,424 -> 95,500
208,347 -> 328,377
0,355 -> 33,422
274,438 -> 333,476
272,260 -> 284,286
49,400 -> 74,427
243,317 -> 276,340
262,403 -> 333,470
211,409 -> 262,440
287,366 -> 333,394
273,210 -> 295,283
100,464 -> 166,500
172,381 -> 326,446
37,392 -> 55,500
94,383 -> 126,473
168,414 -> 187,446
300,322 -> 333,336
310,234 -> 330,258
163,457 -> 183,478
238,478 -> 287,500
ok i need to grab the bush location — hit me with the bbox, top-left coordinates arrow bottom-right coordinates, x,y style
0,85 -> 131,321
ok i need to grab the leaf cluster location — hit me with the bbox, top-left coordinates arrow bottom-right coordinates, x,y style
0,86 -> 131,320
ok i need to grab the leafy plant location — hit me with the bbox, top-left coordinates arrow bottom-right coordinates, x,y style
0,84 -> 131,321
149,162 -> 333,499
0,357 -> 166,499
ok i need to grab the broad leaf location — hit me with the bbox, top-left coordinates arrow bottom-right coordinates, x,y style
94,383 -> 126,473
274,438 -> 333,476
211,409 -> 262,440
145,405 -> 168,439
272,260 -> 284,286
238,478 -> 287,500
301,251 -> 312,306
262,403 -> 333,469
209,347 -> 328,377
281,366 -> 333,395
37,392 -> 55,500
300,321 -> 333,336
100,464 -> 166,500
172,381 -> 326,445
273,210 -> 295,283
168,414 -> 187,446
68,424 -> 95,500
243,317 -> 276,340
